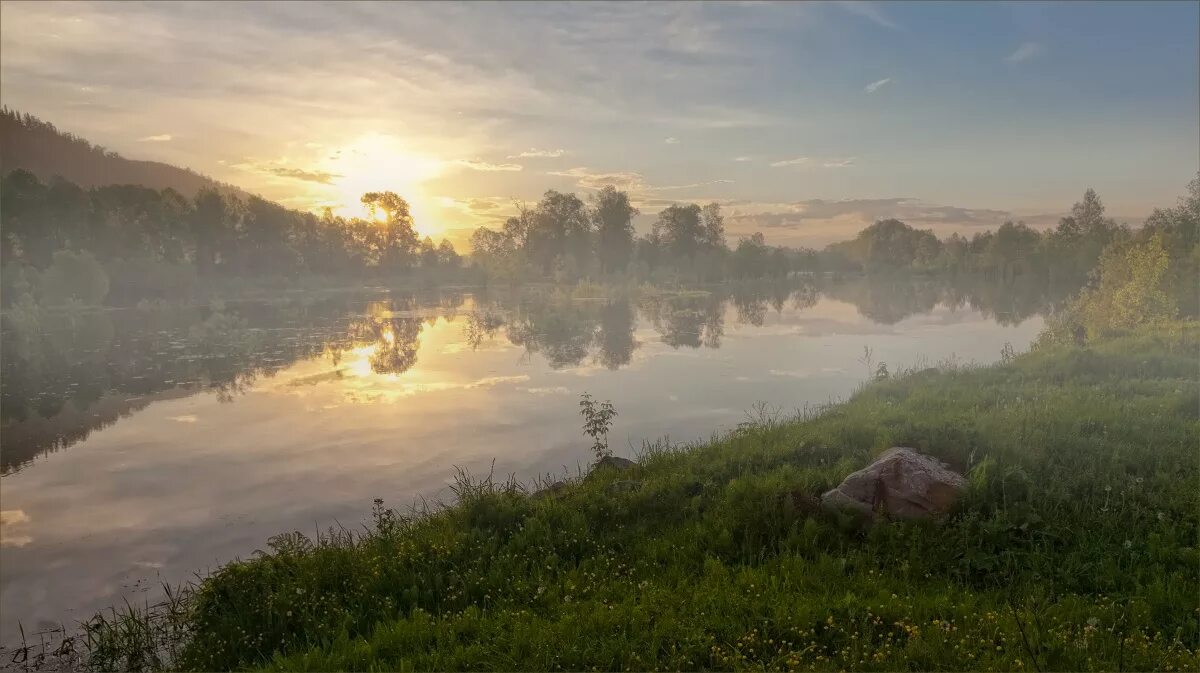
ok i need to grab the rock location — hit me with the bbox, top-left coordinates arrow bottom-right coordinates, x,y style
592,455 -> 637,473
532,481 -> 568,499
821,447 -> 966,519
605,480 -> 642,495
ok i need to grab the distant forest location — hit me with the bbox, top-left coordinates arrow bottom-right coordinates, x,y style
0,110 -> 1195,312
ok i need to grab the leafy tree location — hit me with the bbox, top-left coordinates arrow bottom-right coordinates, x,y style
700,202 -> 726,250
592,186 -> 638,274
653,203 -> 704,259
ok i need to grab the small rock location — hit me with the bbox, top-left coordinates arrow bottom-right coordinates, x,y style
591,455 -> 637,473
821,447 -> 966,519
532,481 -> 567,499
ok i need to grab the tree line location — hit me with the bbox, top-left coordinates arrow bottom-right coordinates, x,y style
0,169 -> 466,306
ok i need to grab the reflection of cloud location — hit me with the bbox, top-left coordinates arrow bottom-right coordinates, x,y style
1,510 -> 32,548
340,374 -> 531,403
167,414 -> 199,423
770,157 -> 808,168
519,386 -> 572,395
137,133 -> 172,142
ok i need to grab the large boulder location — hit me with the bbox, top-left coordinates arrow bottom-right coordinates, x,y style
821,447 -> 966,519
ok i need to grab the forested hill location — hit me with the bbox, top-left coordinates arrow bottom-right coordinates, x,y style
0,109 -> 245,198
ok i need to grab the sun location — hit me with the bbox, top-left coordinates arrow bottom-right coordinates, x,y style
321,133 -> 445,237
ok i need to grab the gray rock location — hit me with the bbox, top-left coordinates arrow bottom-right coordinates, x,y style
592,455 -> 637,472
821,447 -> 966,519
532,481 -> 568,499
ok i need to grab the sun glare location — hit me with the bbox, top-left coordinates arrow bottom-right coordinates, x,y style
321,133 -> 445,237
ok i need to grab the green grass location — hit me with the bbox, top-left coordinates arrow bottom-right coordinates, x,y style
99,324 -> 1200,672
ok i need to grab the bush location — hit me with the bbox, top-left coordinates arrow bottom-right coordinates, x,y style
37,249 -> 110,306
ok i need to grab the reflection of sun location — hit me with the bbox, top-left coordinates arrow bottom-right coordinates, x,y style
322,133 -> 445,237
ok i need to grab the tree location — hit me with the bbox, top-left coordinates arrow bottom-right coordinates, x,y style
592,186 -> 638,274
526,190 -> 592,274
653,203 -> 704,259
190,187 -> 233,275
701,202 -> 726,250
361,191 -> 419,271
437,239 -> 460,269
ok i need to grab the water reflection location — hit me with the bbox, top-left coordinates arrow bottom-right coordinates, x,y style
0,275 -> 1070,474
0,275 -> 1062,641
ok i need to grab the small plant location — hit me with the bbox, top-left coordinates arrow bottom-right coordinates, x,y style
1000,341 -> 1017,364
579,392 -> 617,460
875,361 -> 890,380
858,345 -> 876,381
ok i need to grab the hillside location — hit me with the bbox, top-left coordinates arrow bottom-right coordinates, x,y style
0,109 -> 245,197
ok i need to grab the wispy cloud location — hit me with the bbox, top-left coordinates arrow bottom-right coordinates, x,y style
835,1 -> 900,30
137,134 -> 172,142
664,137 -> 680,144
645,179 -> 733,192
733,156 -> 753,162
549,167 -> 647,191
770,157 -> 809,167
822,157 -> 856,168
266,167 -> 342,184
455,159 -> 523,172
507,148 -> 565,159
863,77 -> 891,94
1005,42 -> 1044,63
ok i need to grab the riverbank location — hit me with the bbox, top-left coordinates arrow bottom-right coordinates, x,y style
57,321 -> 1195,672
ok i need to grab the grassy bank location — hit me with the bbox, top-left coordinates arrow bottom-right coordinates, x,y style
82,324 -> 1198,672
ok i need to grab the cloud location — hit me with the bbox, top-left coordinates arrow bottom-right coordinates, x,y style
455,159 -> 523,172
507,148 -> 565,158
664,136 -> 680,144
265,167 -> 342,184
770,157 -> 809,167
863,77 -> 891,93
267,169 -> 343,184
1005,42 -> 1043,63
733,156 -> 753,162
822,157 -> 856,168
835,1 -> 900,30
549,167 -> 647,191
646,179 -> 733,192
137,133 -> 172,142
721,197 -> 1026,247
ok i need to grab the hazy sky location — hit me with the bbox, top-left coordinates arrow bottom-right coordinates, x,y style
1,1 -> 1197,246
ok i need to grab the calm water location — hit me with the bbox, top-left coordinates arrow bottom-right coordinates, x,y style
0,277 -> 1052,641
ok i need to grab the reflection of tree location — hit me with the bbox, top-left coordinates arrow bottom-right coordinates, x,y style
464,312 -> 505,349
506,295 -> 597,368
0,291 -> 446,472
819,273 -> 1061,325
821,275 -> 941,324
644,293 -> 725,349
595,299 -> 637,369
367,318 -> 423,375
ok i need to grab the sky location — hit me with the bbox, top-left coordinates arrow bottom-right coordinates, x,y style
1,0 -> 1197,247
